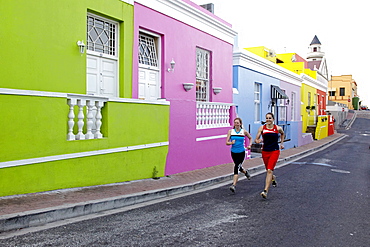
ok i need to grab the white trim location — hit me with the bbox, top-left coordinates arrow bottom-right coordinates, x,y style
301,74 -> 328,92
135,0 -> 237,44
0,142 -> 169,169
120,0 -> 134,5
0,88 -> 66,98
109,97 -> 170,105
196,134 -> 227,141
233,49 -> 303,87
0,88 -> 170,105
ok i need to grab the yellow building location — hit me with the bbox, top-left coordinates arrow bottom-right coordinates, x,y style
244,46 -> 278,63
328,75 -> 357,109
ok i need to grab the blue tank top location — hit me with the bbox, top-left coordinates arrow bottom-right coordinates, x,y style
230,128 -> 245,153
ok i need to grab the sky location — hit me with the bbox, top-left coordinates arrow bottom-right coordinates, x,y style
192,0 -> 370,106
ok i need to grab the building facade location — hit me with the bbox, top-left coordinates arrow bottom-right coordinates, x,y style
233,48 -> 303,150
0,0 -> 170,197
133,0 -> 237,175
328,75 -> 358,110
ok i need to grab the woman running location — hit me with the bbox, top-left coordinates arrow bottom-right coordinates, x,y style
255,112 -> 284,199
226,117 -> 253,193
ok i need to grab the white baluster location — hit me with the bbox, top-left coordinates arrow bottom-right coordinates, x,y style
94,100 -> 104,138
222,105 -> 227,126
210,104 -> 214,127
211,104 -> 216,127
200,104 -> 205,128
202,104 -> 206,128
76,99 -> 86,140
85,100 -> 94,139
215,105 -> 220,127
67,98 -> 77,140
226,105 -> 231,126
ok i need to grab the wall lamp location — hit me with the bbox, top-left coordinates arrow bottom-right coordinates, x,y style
168,59 -> 175,72
77,40 -> 86,54
183,83 -> 194,92
213,87 -> 222,95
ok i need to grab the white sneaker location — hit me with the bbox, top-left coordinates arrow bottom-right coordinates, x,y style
230,185 -> 236,193
260,190 -> 268,199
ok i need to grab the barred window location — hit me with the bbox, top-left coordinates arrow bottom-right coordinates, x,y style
291,92 -> 296,121
196,48 -> 210,102
87,15 -> 117,56
138,34 -> 158,67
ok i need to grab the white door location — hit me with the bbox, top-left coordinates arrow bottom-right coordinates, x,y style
87,55 -> 117,97
86,14 -> 118,97
138,33 -> 160,100
138,67 -> 159,100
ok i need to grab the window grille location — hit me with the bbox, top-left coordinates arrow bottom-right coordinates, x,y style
87,16 -> 117,56
196,48 -> 210,102
138,34 -> 158,67
278,105 -> 287,122
254,83 -> 261,122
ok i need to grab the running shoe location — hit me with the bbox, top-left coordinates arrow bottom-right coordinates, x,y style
260,190 -> 268,199
244,169 -> 251,180
272,175 -> 277,187
229,185 -> 236,193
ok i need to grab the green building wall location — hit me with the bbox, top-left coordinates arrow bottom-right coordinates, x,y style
0,0 -> 133,97
0,0 -> 170,196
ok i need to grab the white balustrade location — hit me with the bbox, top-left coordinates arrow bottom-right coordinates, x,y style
196,102 -> 233,129
67,95 -> 107,141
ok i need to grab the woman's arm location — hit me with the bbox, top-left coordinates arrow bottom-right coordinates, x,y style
226,129 -> 234,145
254,126 -> 263,144
278,126 -> 285,149
244,130 -> 253,150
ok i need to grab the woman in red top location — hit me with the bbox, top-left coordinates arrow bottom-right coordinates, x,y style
255,112 -> 285,199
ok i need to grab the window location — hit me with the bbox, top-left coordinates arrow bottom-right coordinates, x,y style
308,92 -> 311,106
329,91 -> 335,96
291,92 -> 295,121
278,104 -> 287,122
196,48 -> 210,102
340,88 -> 345,96
87,15 -> 117,56
138,34 -> 159,68
254,83 -> 261,122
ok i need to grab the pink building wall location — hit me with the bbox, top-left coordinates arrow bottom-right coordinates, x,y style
133,3 -> 235,175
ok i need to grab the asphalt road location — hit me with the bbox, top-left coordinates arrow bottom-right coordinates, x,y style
1,112 -> 369,247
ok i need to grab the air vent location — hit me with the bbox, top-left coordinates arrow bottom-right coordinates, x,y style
200,3 -> 214,13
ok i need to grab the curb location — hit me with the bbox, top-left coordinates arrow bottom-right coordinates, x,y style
0,134 -> 347,233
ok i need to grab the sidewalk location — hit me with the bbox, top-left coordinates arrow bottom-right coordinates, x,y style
0,133 -> 347,233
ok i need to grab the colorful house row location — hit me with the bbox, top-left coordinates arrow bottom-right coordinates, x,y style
1,0 -> 334,197
241,35 -> 332,142
0,0 -> 237,197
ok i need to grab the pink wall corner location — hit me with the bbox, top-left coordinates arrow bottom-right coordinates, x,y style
182,0 -> 232,27
294,53 -> 309,68
134,3 -> 235,175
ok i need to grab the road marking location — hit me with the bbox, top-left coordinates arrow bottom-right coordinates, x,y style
331,169 -> 350,174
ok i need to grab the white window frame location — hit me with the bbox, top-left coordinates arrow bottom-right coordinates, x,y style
138,30 -> 161,71
196,48 -> 210,102
291,92 -> 296,121
278,103 -> 287,122
254,82 -> 261,123
86,13 -> 118,60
